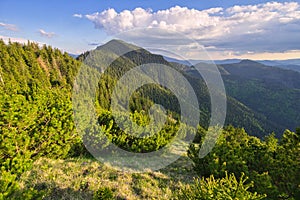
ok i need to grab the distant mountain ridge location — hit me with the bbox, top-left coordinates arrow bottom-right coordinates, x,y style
163,56 -> 300,72
68,53 -> 79,58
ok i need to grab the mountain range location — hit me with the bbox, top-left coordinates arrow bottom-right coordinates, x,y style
164,57 -> 300,73
78,40 -> 300,137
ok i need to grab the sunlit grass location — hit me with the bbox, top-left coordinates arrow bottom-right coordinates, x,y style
19,155 -> 196,199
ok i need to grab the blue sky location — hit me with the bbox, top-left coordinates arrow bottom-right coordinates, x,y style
1,0 -> 300,59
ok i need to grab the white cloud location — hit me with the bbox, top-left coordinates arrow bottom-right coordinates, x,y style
85,6 -> 222,37
83,2 -> 300,59
0,22 -> 18,31
39,29 -> 56,38
73,14 -> 83,18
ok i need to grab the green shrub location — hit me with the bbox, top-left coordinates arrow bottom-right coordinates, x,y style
0,41 -> 79,199
0,170 -> 44,200
179,172 -> 266,200
188,126 -> 300,199
0,171 -> 19,200
93,187 -> 114,200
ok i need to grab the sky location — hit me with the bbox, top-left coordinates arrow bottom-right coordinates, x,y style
0,0 -> 300,60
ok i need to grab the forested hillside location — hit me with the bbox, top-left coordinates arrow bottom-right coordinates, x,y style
82,39 -> 293,137
184,59 -> 300,136
0,40 -> 81,198
0,40 -> 299,199
0,40 -> 80,165
219,60 -> 300,134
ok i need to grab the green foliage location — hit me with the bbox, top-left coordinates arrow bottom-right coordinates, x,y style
0,170 -> 44,200
0,40 -> 79,197
93,187 -> 114,200
179,172 -> 266,200
94,110 -> 179,153
0,43 -> 75,173
189,126 -> 300,199
0,171 -> 19,200
272,129 -> 300,199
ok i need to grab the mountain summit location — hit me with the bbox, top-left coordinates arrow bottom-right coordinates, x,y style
96,39 -> 143,54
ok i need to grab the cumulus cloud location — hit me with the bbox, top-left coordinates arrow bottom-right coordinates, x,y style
39,29 -> 56,38
85,6 -> 223,37
0,22 -> 18,31
82,2 -> 300,59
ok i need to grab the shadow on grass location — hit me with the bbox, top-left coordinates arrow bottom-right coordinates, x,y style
33,182 -> 93,200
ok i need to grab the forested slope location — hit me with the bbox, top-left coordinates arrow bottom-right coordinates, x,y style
82,39 -> 290,137
219,60 -> 300,133
0,40 -> 81,198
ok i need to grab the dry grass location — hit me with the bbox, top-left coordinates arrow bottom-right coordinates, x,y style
19,155 -> 197,199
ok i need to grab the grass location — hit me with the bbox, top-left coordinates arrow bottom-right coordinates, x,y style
18,155 -> 197,199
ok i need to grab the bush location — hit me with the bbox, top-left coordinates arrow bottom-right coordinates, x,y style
93,187 -> 114,200
179,172 -> 266,200
0,170 -> 44,200
188,126 -> 300,199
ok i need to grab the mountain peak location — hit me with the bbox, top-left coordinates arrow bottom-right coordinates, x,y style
96,39 -> 144,55
103,39 -> 137,48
